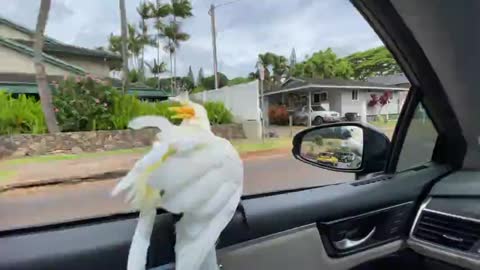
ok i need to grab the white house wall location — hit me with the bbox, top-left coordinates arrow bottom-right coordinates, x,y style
56,55 -> 110,77
190,81 -> 260,122
0,25 -> 31,40
0,46 -> 71,76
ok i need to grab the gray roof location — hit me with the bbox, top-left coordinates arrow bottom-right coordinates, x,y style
0,16 -> 121,61
281,77 -> 392,89
263,77 -> 409,96
366,73 -> 409,86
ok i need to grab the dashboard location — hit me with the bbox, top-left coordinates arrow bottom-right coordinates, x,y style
408,171 -> 480,270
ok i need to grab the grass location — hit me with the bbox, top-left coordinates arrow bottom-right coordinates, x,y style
0,170 -> 16,182
232,138 -> 292,153
0,138 -> 293,167
1,147 -> 150,167
368,119 -> 397,129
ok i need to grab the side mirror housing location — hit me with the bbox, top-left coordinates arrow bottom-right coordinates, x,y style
292,122 -> 390,174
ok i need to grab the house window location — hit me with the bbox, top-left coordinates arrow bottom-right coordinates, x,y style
313,92 -> 328,103
352,90 -> 359,100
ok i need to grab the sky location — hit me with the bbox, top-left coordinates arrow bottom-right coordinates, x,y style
0,0 -> 383,79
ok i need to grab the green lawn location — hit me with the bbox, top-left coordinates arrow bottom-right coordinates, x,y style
368,119 -> 397,129
0,170 -> 16,182
0,138 -> 293,167
1,147 -> 150,167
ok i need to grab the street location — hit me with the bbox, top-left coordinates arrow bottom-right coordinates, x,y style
0,153 -> 353,232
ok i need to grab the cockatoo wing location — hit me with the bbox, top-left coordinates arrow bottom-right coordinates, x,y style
111,142 -> 169,200
128,116 -> 173,132
168,139 -> 243,270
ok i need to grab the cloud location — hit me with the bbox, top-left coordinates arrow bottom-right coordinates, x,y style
0,0 -> 383,79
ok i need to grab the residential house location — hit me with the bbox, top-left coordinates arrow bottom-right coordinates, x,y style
0,17 -> 169,100
263,77 -> 409,121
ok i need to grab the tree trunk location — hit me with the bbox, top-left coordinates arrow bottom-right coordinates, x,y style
119,0 -> 129,94
157,28 -> 161,90
34,0 -> 59,133
173,50 -> 177,94
140,18 -> 146,83
172,17 -> 177,94
169,50 -> 174,94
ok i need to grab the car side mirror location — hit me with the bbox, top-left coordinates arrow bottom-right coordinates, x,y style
292,122 -> 390,174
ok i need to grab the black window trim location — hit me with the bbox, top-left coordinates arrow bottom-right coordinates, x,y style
353,0 -> 467,174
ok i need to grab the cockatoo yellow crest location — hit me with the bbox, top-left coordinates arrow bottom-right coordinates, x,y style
112,92 -> 243,270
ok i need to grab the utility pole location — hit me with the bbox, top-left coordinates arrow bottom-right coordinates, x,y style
119,0 -> 129,94
208,4 -> 219,89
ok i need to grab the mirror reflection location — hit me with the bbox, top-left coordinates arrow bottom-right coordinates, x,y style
300,126 -> 363,170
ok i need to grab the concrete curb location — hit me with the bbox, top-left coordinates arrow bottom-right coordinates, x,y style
0,148 -> 291,192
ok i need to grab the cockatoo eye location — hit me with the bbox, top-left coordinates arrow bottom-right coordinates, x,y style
169,105 -> 195,119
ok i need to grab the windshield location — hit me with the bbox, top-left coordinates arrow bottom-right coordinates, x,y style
0,0 -> 408,232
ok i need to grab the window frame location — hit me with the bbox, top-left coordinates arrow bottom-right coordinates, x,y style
351,90 -> 359,101
313,92 -> 328,104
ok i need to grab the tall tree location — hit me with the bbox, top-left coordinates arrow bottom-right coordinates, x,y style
162,21 -> 190,93
33,0 -> 59,133
345,46 -> 401,80
148,0 -> 171,89
258,52 -> 289,85
127,24 -> 147,70
197,67 -> 205,86
289,48 -> 297,68
119,0 -> 129,93
136,1 -> 151,81
292,48 -> 353,79
187,65 -> 195,86
169,0 -> 192,93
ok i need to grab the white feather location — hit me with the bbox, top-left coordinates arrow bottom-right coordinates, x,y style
128,116 -> 173,131
127,207 -> 157,270
113,95 -> 243,270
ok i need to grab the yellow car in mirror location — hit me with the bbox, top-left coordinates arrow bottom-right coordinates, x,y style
316,152 -> 339,166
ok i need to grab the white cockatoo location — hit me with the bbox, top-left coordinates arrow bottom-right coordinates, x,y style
112,92 -> 243,270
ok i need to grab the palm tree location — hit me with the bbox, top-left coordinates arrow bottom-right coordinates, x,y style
119,0 -> 129,93
136,1 -> 151,81
169,0 -> 192,93
33,0 -> 59,132
148,1 -> 171,89
162,21 -> 189,94
145,59 -> 167,88
127,24 -> 146,70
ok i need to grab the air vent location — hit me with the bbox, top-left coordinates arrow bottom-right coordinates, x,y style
413,210 -> 480,252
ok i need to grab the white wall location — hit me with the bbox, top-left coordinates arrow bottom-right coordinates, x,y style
0,46 -> 71,76
56,55 -> 110,77
190,81 -> 260,122
0,25 -> 31,40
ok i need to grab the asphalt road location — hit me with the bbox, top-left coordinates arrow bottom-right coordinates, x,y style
0,153 -> 353,232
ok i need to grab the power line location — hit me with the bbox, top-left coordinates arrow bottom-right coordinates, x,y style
214,0 -> 242,9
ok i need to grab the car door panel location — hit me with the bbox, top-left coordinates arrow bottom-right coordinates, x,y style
217,225 -> 403,270
0,163 -> 450,270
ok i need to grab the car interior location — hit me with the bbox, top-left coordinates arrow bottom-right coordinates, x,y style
1,0 -> 480,269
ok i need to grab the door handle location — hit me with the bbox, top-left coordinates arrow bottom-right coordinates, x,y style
332,227 -> 376,250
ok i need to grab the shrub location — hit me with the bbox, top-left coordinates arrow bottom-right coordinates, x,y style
53,76 -> 117,131
202,72 -> 229,89
268,105 -> 289,125
203,101 -> 233,125
0,91 -> 46,135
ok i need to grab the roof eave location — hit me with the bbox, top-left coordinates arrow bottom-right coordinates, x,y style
264,84 -> 409,96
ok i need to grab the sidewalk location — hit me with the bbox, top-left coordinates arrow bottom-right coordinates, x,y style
0,147 -> 291,191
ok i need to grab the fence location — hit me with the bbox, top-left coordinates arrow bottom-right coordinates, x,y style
190,81 -> 260,122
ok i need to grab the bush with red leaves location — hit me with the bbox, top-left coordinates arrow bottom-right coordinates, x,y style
268,105 -> 289,125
